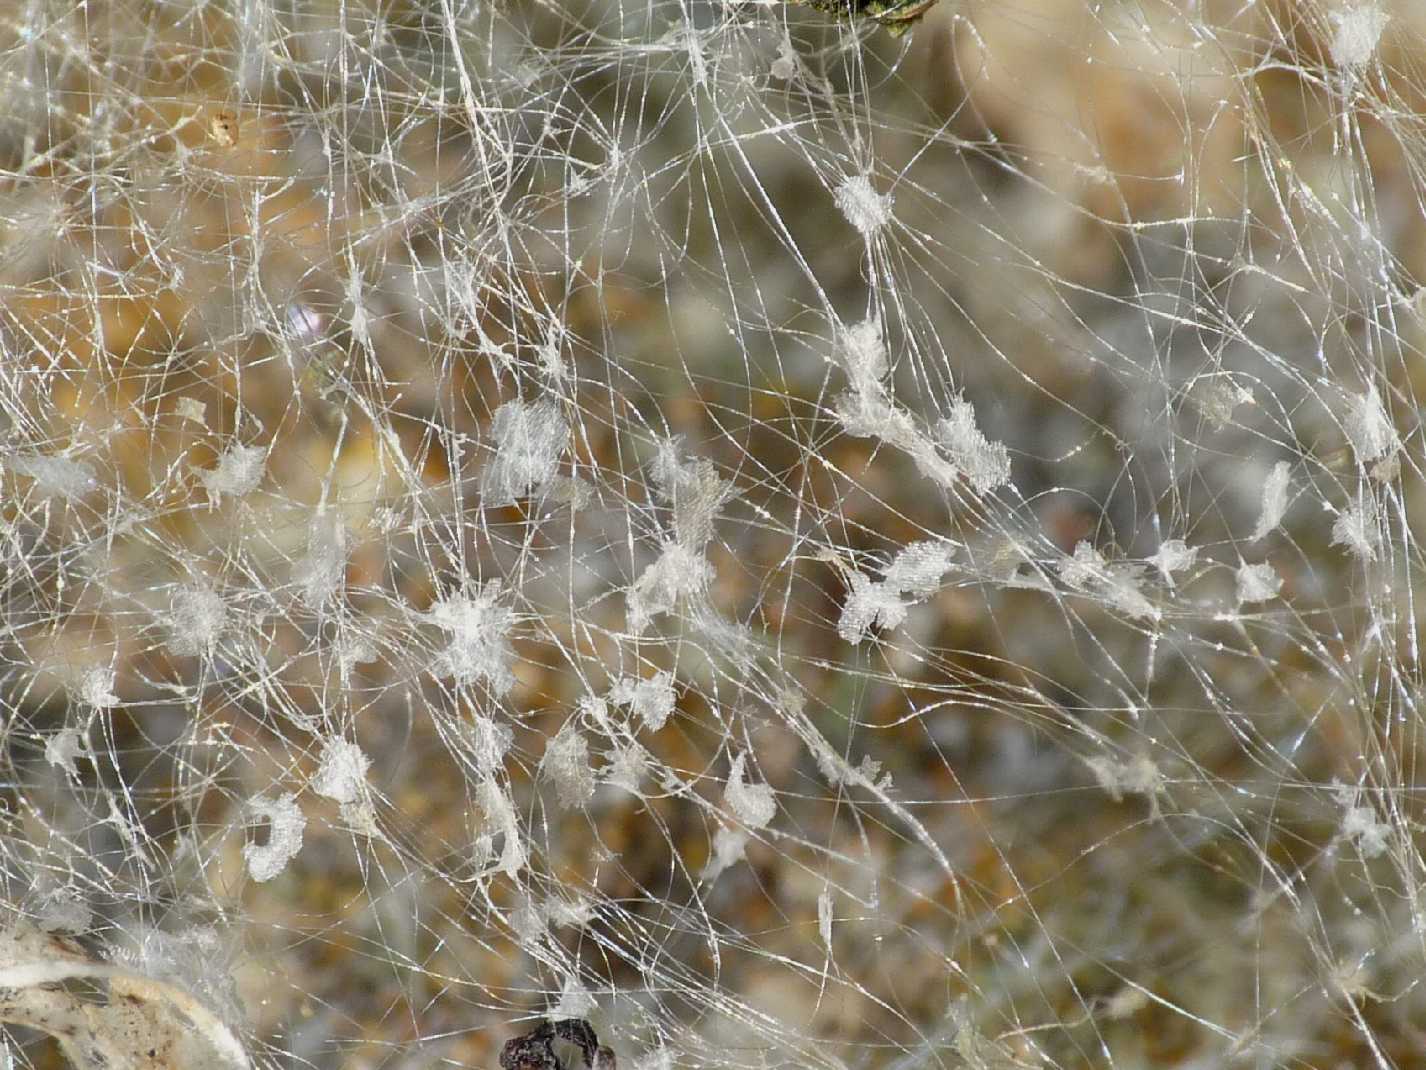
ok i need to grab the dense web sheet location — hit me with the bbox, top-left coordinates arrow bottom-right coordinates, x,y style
3,0 -> 1426,1066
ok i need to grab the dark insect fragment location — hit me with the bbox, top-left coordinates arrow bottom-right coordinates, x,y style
795,0 -> 941,36
501,1020 -> 616,1070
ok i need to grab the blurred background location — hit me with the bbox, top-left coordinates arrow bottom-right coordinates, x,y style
3,0 -> 1426,1067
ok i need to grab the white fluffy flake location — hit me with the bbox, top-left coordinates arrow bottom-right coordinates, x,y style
243,793 -> 306,883
35,887 -> 91,934
839,541 -> 959,644
818,887 -> 834,949
176,396 -> 207,424
1331,493 -> 1381,561
46,726 -> 87,781
628,542 -> 713,634
6,453 -> 97,498
1103,568 -> 1159,622
604,742 -> 650,793
313,739 -> 370,805
477,778 -> 525,877
1336,785 -> 1390,858
1086,755 -> 1165,803
1330,3 -> 1389,70
169,585 -> 228,656
1341,804 -> 1391,859
807,733 -> 891,791
770,34 -> 798,80
702,825 -> 750,881
632,671 -> 676,732
1193,375 -> 1255,430
511,895 -> 547,945
839,317 -> 890,388
610,671 -> 677,732
76,666 -> 120,709
553,972 -> 595,1019
834,173 -> 893,237
883,540 -> 956,596
485,397 -> 568,503
1149,538 -> 1198,586
1251,461 -> 1292,541
295,513 -> 347,607
671,459 -> 731,550
430,582 -> 517,694
1344,388 -> 1399,465
201,442 -> 266,501
1060,541 -> 1107,589
724,752 -> 776,830
1235,561 -> 1282,605
838,569 -> 911,644
543,724 -> 597,809
1060,543 -> 1158,622
935,398 -> 1011,494
465,715 -> 514,776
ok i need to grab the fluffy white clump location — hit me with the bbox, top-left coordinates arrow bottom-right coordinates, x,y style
724,752 -> 776,829
1344,388 -> 1398,465
1086,755 -> 1165,803
834,173 -> 893,236
604,742 -> 650,793
1251,461 -> 1291,541
628,542 -> 714,634
485,397 -> 568,503
76,666 -> 120,708
883,540 -> 956,596
6,453 -> 97,498
1103,569 -> 1159,622
702,825 -> 750,881
839,569 -> 911,644
295,513 -> 347,607
1335,784 -> 1390,858
611,671 -> 677,732
46,725 -> 86,781
652,441 -> 729,524
838,317 -> 890,388
634,672 -> 677,732
1236,561 -> 1282,605
840,540 -> 958,643
1330,3 -> 1390,70
1149,538 -> 1198,586
1059,541 -> 1107,590
553,972 -> 595,1019
476,777 -> 525,877
770,34 -> 798,80
243,793 -> 306,882
935,398 -> 1012,494
201,442 -> 267,501
429,582 -> 517,694
465,715 -> 514,776
169,585 -> 228,656
543,724 -> 597,809
35,886 -> 91,934
313,739 -> 370,805
1331,493 -> 1381,561
808,732 -> 890,791
176,396 -> 207,424
510,894 -> 547,945
1193,375 -> 1254,430
1060,543 -> 1158,622
669,458 -> 731,550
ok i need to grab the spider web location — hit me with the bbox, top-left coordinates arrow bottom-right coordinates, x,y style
2,0 -> 1425,1067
